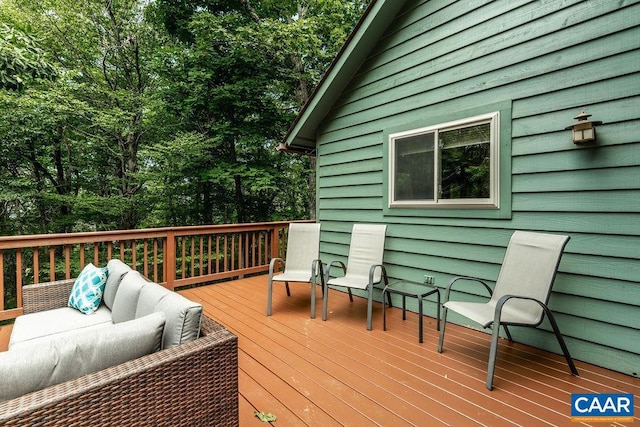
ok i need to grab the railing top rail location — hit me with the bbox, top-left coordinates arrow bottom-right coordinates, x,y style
0,220 -> 314,250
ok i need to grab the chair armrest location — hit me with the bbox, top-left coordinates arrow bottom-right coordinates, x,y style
443,276 -> 493,303
0,315 -> 239,426
22,279 -> 76,314
493,294 -> 546,326
311,259 -> 325,284
368,264 -> 388,286
325,261 -> 346,281
269,257 -> 285,277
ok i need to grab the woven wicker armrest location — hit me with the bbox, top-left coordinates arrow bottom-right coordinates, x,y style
21,279 -> 76,314
0,315 -> 239,426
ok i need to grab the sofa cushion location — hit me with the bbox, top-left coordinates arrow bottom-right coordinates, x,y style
135,282 -> 203,349
68,263 -> 108,314
111,270 -> 147,323
103,259 -> 132,310
9,305 -> 113,349
0,312 -> 165,402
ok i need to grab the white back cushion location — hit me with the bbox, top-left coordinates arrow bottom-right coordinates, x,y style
103,259 -> 133,310
135,282 -> 203,349
0,312 -> 165,402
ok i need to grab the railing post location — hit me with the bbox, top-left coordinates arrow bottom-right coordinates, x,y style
270,225 -> 281,261
0,250 -> 3,311
165,231 -> 176,291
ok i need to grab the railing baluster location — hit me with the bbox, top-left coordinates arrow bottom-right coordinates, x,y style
132,240 -> 137,271
79,243 -> 85,268
223,235 -> 228,272
207,236 -> 212,275
153,239 -> 158,282
181,237 -> 186,279
64,246 -> 71,279
199,236 -> 204,277
215,235 -> 220,273
164,232 -> 176,290
143,240 -> 149,278
190,237 -> 195,278
93,243 -> 100,266
32,248 -> 38,285
0,250 -> 4,311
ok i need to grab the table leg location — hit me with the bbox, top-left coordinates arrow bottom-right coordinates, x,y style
382,290 -> 387,331
436,289 -> 441,331
418,296 -> 423,343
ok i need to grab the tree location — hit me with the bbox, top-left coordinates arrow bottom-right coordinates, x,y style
0,0 -> 368,234
1,0 -> 164,231
148,0 -> 369,223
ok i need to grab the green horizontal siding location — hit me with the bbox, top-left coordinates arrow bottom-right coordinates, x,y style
512,167 -> 640,193
318,211 -> 640,236
316,0 -> 640,376
513,143 -> 640,174
325,6 -> 640,133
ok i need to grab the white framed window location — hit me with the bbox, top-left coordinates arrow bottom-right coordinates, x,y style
389,112 -> 500,208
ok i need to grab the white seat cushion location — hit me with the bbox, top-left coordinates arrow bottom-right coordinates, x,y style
9,305 -> 113,349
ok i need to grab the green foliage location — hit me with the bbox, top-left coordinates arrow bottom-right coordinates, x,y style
0,0 -> 368,235
0,23 -> 56,90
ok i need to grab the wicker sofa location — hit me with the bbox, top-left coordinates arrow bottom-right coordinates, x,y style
0,268 -> 238,426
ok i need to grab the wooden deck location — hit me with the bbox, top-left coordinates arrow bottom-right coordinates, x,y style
180,276 -> 640,427
1,276 -> 638,426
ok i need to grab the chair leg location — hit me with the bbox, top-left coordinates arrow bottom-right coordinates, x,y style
322,282 -> 329,321
310,281 -> 316,319
267,277 -> 274,316
486,323 -> 502,390
366,286 -> 373,331
503,324 -> 514,342
544,307 -> 579,377
348,287 -> 353,302
437,306 -> 449,353
285,282 -> 291,297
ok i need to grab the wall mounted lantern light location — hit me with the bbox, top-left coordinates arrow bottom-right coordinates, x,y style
565,111 -> 602,144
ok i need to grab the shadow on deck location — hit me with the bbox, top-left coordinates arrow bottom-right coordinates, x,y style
179,276 -> 640,427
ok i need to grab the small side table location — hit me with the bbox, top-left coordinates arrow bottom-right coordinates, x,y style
382,279 -> 440,343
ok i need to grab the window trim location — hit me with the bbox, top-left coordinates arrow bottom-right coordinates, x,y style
389,111 -> 500,209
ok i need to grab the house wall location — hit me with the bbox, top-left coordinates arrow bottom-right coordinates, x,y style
316,0 -> 640,376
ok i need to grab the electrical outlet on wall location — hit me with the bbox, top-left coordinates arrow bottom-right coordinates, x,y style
424,275 -> 434,285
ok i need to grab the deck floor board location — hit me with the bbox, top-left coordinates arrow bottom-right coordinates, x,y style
180,276 -> 640,426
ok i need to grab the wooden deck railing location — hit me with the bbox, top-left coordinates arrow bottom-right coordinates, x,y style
0,221 -> 306,321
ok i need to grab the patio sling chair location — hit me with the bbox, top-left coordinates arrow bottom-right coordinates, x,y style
267,222 -> 324,318
322,223 -> 391,331
437,230 -> 579,390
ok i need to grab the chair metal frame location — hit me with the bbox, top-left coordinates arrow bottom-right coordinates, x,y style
322,224 -> 391,330
437,231 -> 579,390
267,223 -> 324,318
